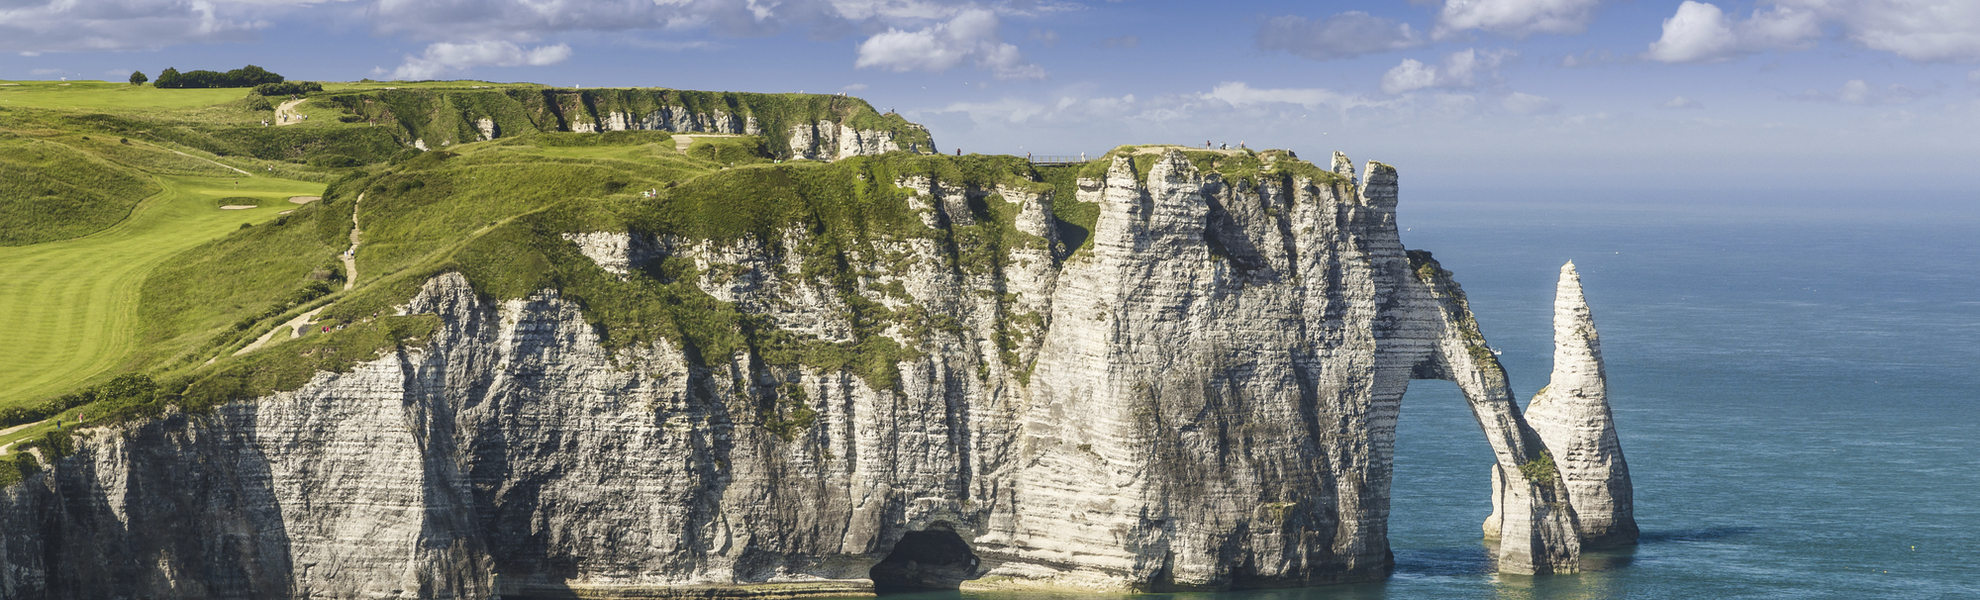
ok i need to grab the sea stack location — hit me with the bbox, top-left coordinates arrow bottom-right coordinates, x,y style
1523,261 -> 1638,548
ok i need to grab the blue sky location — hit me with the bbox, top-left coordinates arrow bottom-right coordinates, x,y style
5,0 -> 1978,190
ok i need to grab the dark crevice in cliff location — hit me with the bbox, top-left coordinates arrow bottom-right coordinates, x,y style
870,528 -> 980,594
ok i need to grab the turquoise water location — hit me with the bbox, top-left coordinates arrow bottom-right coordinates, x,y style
1373,190 -> 1980,599
921,189 -> 1980,599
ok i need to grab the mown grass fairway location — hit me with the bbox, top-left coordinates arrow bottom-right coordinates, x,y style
0,174 -> 320,409
0,80 -> 253,111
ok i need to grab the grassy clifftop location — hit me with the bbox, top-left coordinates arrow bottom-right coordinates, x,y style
319,87 -> 934,159
0,79 -> 1354,484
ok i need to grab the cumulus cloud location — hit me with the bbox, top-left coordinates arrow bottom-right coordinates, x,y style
1644,1 -> 1819,63
1256,12 -> 1423,61
1662,95 -> 1705,109
1795,79 -> 1928,105
1434,0 -> 1603,39
391,41 -> 573,80
1648,0 -> 1980,63
1791,0 -> 1980,62
1380,48 -> 1515,94
854,9 -> 1045,80
0,0 -> 268,53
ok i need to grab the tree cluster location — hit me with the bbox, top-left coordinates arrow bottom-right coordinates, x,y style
251,81 -> 325,96
153,65 -> 285,89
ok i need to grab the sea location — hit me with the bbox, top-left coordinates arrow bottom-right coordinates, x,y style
900,188 -> 1980,600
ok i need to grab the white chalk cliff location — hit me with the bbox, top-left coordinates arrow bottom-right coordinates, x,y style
1520,261 -> 1637,548
0,150 -> 1626,599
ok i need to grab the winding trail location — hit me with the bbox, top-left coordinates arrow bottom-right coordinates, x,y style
276,98 -> 306,126
0,421 -> 38,454
342,193 -> 362,290
232,306 -> 328,356
232,194 -> 363,357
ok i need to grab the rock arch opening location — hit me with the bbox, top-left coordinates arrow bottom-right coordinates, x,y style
869,526 -> 980,594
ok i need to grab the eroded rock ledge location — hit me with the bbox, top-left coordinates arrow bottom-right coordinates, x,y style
0,150 -> 1629,599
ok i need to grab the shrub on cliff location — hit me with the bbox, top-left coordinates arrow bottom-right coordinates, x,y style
0,373 -> 156,429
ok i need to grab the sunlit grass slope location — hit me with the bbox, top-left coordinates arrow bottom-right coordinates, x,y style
0,78 -> 1062,483
0,174 -> 319,408
0,80 -> 252,111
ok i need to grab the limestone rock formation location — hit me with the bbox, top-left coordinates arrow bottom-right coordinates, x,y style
1522,261 -> 1637,548
786,120 -> 928,159
323,88 -> 934,160
0,150 -> 1597,598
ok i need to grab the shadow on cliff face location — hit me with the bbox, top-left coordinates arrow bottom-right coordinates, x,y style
870,527 -> 980,594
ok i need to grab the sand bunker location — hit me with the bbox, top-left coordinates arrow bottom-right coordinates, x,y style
289,196 -> 321,204
220,205 -> 257,210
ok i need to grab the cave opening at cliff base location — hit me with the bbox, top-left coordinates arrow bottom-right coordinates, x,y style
869,526 -> 981,595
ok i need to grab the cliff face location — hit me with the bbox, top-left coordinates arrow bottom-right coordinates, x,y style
1521,262 -> 1637,548
324,88 -> 935,160
0,149 -> 1603,598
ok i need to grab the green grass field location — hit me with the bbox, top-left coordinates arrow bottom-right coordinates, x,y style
0,77 -> 1031,473
0,80 -> 254,111
0,174 -> 319,409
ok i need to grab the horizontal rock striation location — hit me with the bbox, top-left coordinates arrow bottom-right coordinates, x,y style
1521,261 -> 1637,549
0,149 -> 1595,598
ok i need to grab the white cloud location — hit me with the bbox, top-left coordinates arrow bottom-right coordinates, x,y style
1648,0 -> 1980,64
1501,91 -> 1559,114
1205,82 -> 1362,109
1256,12 -> 1423,61
1434,0 -> 1603,39
0,0 -> 268,52
1783,0 -> 1980,62
1662,95 -> 1705,109
1645,2 -> 1820,63
1645,2 -> 1739,62
29,68 -> 62,76
1796,79 -> 1928,105
367,0 -> 852,40
854,9 -> 1044,80
391,41 -> 573,80
1970,69 -> 1980,83
1383,60 -> 1440,95
1380,48 -> 1515,94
